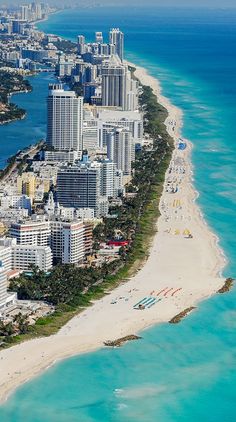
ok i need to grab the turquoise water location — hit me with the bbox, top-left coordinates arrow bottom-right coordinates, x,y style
1,7 -> 236,421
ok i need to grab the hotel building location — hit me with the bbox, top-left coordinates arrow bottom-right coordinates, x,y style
109,28 -> 124,61
56,161 -> 108,217
11,245 -> 52,272
9,220 -> 51,247
50,220 -> 86,265
101,57 -> 128,110
47,84 -> 83,152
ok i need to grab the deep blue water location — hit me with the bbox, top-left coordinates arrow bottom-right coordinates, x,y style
0,72 -> 56,168
1,7 -> 236,421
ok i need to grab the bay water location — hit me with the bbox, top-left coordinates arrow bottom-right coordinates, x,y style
0,72 -> 56,168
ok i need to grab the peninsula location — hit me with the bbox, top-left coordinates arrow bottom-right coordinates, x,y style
0,61 -> 226,403
0,7 -> 226,404
0,68 -> 32,125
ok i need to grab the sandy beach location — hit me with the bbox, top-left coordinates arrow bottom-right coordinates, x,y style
0,63 -> 226,404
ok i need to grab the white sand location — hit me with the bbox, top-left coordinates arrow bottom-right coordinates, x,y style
0,63 -> 226,403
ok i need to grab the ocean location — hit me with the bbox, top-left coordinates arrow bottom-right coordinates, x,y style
0,7 -> 236,421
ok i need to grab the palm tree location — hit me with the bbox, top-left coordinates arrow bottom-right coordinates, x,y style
0,321 -> 15,337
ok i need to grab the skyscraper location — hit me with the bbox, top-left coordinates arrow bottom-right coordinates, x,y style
9,220 -> 51,247
78,35 -> 86,55
35,3 -> 42,20
100,159 -> 116,198
109,28 -> 124,61
50,220 -> 85,264
106,127 -> 134,177
101,56 -> 129,110
57,162 -> 107,217
47,84 -> 83,152
20,5 -> 29,21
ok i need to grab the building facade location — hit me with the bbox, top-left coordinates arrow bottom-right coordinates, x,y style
47,84 -> 83,152
101,57 -> 128,110
9,220 -> 51,247
50,220 -> 86,264
106,127 -> 135,176
1,194 -> 32,212
11,245 -> 52,272
109,28 -> 124,61
56,162 -> 107,217
0,265 -> 8,312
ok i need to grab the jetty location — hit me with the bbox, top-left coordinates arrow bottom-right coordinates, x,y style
104,335 -> 141,347
217,278 -> 234,294
169,307 -> 196,324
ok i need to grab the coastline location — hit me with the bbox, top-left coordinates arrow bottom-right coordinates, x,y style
0,63 -> 226,405
0,81 -> 32,127
33,9 -> 62,26
0,113 -> 26,126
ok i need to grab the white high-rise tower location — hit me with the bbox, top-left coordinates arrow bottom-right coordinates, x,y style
47,84 -> 83,152
106,127 -> 134,176
20,5 -> 29,21
109,28 -> 124,62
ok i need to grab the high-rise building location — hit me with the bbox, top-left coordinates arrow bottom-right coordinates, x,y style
98,110 -> 143,144
100,159 -> 116,198
35,3 -> 42,20
0,238 -> 13,273
9,220 -> 51,247
83,82 -> 98,103
114,169 -> 125,197
11,245 -> 52,272
106,127 -> 135,177
0,237 -> 52,272
0,264 -> 8,312
21,48 -> 48,61
56,55 -> 75,77
83,120 -> 99,152
0,255 -> 16,313
83,109 -> 99,152
20,5 -> 29,21
95,32 -> 103,43
108,43 -> 116,56
56,156 -> 111,217
100,43 -> 109,56
109,28 -> 124,61
101,56 -> 129,110
50,220 -> 85,264
78,35 -> 86,55
125,74 -> 139,111
57,161 -> 107,217
47,84 -> 83,152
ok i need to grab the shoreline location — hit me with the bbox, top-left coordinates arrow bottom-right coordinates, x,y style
131,61 -> 225,272
33,9 -> 62,26
0,113 -> 26,126
0,63 -> 226,405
